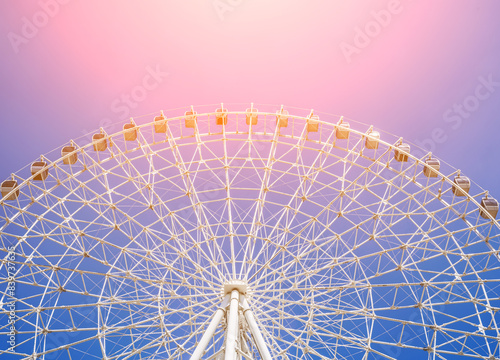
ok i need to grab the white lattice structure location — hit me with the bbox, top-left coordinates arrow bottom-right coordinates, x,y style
1,104 -> 499,360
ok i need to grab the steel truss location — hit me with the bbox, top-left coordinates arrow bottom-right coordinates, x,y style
1,104 -> 499,360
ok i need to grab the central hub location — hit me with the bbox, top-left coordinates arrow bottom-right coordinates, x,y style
223,279 -> 247,294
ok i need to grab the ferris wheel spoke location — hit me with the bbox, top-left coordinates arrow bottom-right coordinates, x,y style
252,297 -> 386,359
250,148 -> 408,287
219,121 -> 238,278
244,123 -> 341,278
239,120 -> 279,275
164,124 -> 231,281
33,294 -> 217,359
253,293 -> 497,359
106,134 -> 225,285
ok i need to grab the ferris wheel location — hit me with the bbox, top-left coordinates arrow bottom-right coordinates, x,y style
1,104 -> 499,360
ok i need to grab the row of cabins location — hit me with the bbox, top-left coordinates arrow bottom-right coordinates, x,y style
1,107 -> 498,219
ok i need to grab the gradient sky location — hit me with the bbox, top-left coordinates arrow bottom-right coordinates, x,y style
0,0 -> 499,199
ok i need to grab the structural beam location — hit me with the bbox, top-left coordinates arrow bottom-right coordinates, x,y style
224,289 -> 241,360
241,295 -> 273,360
191,294 -> 230,360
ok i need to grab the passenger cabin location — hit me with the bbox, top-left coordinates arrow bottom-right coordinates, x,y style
480,197 -> 499,219
276,107 -> 289,128
336,122 -> 350,139
452,176 -> 471,196
31,161 -> 48,181
216,107 -> 228,125
185,110 -> 197,128
394,143 -> 410,162
246,107 -> 258,126
365,131 -> 380,149
92,134 -> 107,152
154,112 -> 166,133
61,146 -> 77,165
123,123 -> 137,141
423,158 -> 440,177
1,180 -> 19,200
307,114 -> 319,132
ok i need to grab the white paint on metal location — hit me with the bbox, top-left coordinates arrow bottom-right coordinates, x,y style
190,294 -> 231,360
224,289 -> 240,360
241,295 -> 273,360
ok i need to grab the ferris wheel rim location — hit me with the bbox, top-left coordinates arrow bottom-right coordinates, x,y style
2,106 -> 498,227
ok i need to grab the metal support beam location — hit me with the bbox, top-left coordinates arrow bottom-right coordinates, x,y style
191,294 -> 230,360
224,289 -> 240,360
241,295 -> 273,360
190,287 -> 269,360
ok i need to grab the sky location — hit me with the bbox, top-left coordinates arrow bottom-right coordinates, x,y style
0,0 -> 499,200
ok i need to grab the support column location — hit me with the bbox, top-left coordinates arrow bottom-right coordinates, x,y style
224,289 -> 240,360
191,294 -> 230,360
241,295 -> 273,360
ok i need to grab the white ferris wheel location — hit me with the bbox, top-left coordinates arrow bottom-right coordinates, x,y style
1,104 -> 499,360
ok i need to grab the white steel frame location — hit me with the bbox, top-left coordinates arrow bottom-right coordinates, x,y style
0,105 -> 499,360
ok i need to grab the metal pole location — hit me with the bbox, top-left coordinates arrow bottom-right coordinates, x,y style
240,295 -> 273,360
191,294 -> 230,360
224,289 -> 240,360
